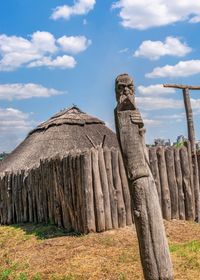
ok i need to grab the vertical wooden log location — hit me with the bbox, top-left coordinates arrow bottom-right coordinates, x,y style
38,162 -> 44,223
183,88 -> 196,154
27,172 -> 33,223
75,154 -> 84,232
57,157 -> 71,230
149,147 -> 162,206
0,177 -> 2,223
62,156 -> 73,231
7,173 -> 12,224
64,155 -> 76,230
111,149 -> 126,228
17,172 -> 22,223
183,88 -> 200,222
1,175 -> 6,224
53,158 -> 63,228
156,146 -> 171,220
185,141 -> 195,217
118,151 -> 132,226
165,147 -> 179,219
42,161 -> 49,224
180,146 -> 194,220
81,150 -> 96,233
91,148 -> 105,232
50,159 -> 57,225
48,160 -> 54,224
98,147 -> 112,230
72,153 -> 82,231
115,72 -> 173,280
103,147 -> 118,229
197,151 -> 200,190
33,170 -> 38,223
57,157 -> 69,229
3,173 -> 7,224
69,154 -> 78,231
14,173 -> 20,223
174,148 -> 185,220
23,173 -> 28,222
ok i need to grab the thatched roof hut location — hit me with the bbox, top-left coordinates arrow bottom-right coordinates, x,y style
0,106 -> 133,233
0,106 -> 118,173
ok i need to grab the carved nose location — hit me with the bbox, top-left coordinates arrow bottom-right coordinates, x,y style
124,87 -> 129,94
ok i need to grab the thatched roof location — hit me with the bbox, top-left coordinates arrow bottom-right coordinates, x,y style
0,106 -> 118,173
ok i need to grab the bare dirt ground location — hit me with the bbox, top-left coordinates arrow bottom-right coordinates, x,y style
0,220 -> 200,279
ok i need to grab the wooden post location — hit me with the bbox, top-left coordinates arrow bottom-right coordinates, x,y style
157,147 -> 171,220
174,148 -> 185,220
98,147 -> 112,230
183,88 -> 196,153
149,147 -> 162,207
165,147 -> 179,219
103,147 -> 118,229
115,74 -> 173,280
163,84 -> 200,222
111,148 -> 126,228
180,146 -> 194,220
91,148 -> 105,232
81,150 -> 96,233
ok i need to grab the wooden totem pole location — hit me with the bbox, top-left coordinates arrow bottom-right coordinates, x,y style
114,74 -> 173,280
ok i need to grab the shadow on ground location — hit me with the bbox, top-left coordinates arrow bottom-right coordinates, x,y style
10,223 -> 81,239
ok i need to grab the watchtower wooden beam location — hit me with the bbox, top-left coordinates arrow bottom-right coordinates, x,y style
163,83 -> 200,222
164,84 -> 200,91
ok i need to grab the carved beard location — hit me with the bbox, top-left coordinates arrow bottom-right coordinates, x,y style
119,92 -> 134,104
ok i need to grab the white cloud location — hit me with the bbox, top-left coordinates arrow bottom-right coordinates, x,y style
191,98 -> 200,110
0,83 -> 63,101
146,60 -> 200,78
51,0 -> 96,20
0,32 -> 90,71
158,113 -> 185,120
0,108 -> 36,152
137,84 -> 175,96
143,118 -> 162,126
134,37 -> 191,60
112,0 -> 200,29
28,55 -> 76,69
57,36 -> 91,54
136,97 -> 183,110
31,31 -> 57,54
136,90 -> 200,118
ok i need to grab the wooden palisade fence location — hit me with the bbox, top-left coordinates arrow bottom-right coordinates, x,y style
0,147 -> 132,233
149,144 -> 197,221
0,144 -> 200,232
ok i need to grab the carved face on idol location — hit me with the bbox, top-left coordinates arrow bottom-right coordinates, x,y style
115,74 -> 135,104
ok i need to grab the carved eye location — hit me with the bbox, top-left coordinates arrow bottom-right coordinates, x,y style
118,85 -> 124,90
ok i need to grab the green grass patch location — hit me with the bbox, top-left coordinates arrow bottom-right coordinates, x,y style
0,268 -> 12,280
170,240 -> 200,270
170,240 -> 200,254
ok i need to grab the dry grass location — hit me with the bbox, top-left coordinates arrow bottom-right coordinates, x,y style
0,220 -> 200,279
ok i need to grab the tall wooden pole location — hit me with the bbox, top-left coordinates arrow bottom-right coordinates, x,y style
115,74 -> 173,280
163,84 -> 200,222
182,88 -> 196,154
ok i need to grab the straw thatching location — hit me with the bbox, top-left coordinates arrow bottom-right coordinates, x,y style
0,106 -> 118,173
0,107 -> 133,232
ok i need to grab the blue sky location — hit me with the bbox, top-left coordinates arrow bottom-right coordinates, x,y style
1,0 -> 200,152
